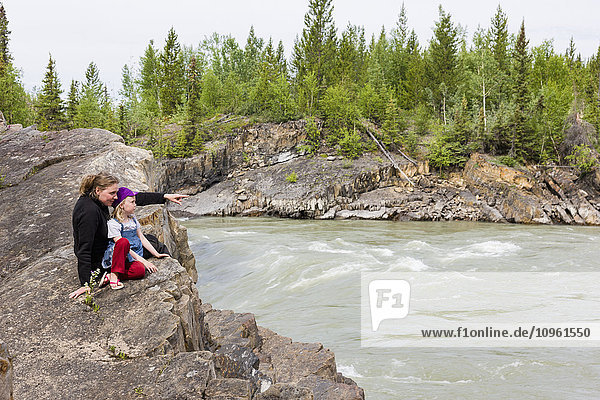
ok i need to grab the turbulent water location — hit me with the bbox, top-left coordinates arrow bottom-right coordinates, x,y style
183,217 -> 600,399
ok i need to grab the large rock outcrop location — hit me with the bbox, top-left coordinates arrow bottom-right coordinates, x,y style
163,120 -> 600,225
0,126 -> 364,399
463,153 -> 600,225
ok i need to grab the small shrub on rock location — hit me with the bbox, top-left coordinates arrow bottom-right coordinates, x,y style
285,172 -> 298,183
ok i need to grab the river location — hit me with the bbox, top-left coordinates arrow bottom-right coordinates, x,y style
183,217 -> 600,399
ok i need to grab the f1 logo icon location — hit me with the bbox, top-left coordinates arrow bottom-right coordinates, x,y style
369,280 -> 411,331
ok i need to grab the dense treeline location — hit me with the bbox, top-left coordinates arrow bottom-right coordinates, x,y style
2,1 -> 600,168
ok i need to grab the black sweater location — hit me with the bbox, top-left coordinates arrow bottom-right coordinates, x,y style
72,192 -> 166,285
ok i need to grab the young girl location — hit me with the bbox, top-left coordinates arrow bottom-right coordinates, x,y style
101,187 -> 169,289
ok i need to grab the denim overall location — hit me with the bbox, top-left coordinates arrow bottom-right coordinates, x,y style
101,216 -> 143,270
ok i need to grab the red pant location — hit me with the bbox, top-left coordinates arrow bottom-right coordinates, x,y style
111,238 -> 146,280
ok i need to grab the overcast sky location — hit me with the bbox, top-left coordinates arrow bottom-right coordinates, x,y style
2,0 -> 599,97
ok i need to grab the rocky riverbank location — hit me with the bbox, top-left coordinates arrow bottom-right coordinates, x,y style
0,126 -> 364,399
162,119 -> 600,226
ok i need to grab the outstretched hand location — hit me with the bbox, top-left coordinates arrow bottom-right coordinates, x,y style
164,193 -> 189,205
155,253 -> 169,258
69,286 -> 90,299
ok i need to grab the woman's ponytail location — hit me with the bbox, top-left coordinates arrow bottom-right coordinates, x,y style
79,173 -> 119,198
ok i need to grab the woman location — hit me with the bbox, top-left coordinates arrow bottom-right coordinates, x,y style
69,173 -> 187,299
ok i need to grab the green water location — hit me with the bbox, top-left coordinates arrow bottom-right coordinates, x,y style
183,217 -> 600,399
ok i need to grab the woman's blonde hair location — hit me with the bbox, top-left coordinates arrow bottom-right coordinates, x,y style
79,173 -> 119,199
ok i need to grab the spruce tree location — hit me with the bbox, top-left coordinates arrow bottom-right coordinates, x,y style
252,39 -> 295,121
185,55 -> 202,136
510,20 -> 533,159
37,54 -> 65,131
139,40 -> 162,116
118,103 -> 127,140
160,27 -> 185,116
489,5 -> 509,73
65,80 -> 80,127
389,4 -> 410,101
241,26 -> 263,83
337,24 -> 358,85
120,64 -> 137,112
488,5 -> 510,105
427,6 -> 460,122
0,3 -> 31,125
336,24 -> 367,86
100,84 -> 117,132
403,29 -> 423,109
276,40 -> 287,77
0,63 -> 31,125
292,0 -> 337,91
75,62 -> 104,128
0,2 -> 10,66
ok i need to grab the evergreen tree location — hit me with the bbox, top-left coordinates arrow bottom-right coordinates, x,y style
0,62 -> 32,125
120,64 -> 137,111
0,2 -> 10,66
487,5 -> 510,107
172,129 -> 190,158
510,20 -> 533,159
0,3 -> 31,125
100,84 -> 117,132
185,55 -> 203,138
426,6 -> 460,122
292,0 -> 337,92
139,40 -> 162,115
489,5 -> 509,73
429,97 -> 472,169
253,38 -> 296,121
75,62 -> 104,128
403,30 -> 424,109
388,4 -> 410,101
118,64 -> 138,138
364,28 -> 392,123
565,37 -> 577,66
336,24 -> 367,86
276,40 -> 287,77
36,54 -> 65,131
118,103 -> 127,140
65,80 -> 79,127
240,26 -> 263,83
160,27 -> 185,116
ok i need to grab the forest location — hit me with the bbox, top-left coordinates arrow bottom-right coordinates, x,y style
1,0 -> 599,169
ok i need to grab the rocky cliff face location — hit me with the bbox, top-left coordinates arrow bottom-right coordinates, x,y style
166,120 -> 600,225
0,126 -> 364,399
